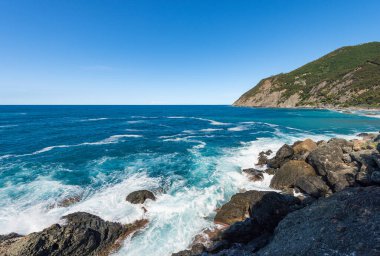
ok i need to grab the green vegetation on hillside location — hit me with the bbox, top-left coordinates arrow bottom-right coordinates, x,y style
238,42 -> 380,108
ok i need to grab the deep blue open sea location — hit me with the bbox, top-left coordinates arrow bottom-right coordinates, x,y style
1,105 -> 380,255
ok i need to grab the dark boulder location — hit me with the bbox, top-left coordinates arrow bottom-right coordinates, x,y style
370,171 -> 380,184
256,186 -> 380,256
326,166 -> 357,192
242,168 -> 264,182
267,144 -> 294,168
214,190 -> 269,225
295,176 -> 330,198
249,192 -> 301,231
270,160 -> 317,190
0,212 -> 148,256
373,153 -> 380,168
126,190 -> 156,204
212,192 -> 301,252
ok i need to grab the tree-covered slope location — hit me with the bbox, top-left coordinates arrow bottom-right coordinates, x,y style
233,42 -> 380,108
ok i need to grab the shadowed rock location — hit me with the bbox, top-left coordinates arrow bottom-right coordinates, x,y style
256,186 -> 380,256
295,176 -> 330,197
267,144 -> 294,168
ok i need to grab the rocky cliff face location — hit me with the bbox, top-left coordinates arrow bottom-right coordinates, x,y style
234,42 -> 380,109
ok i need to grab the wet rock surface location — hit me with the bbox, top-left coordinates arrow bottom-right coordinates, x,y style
126,190 -> 156,204
0,212 -> 148,256
214,191 -> 269,225
242,168 -> 264,182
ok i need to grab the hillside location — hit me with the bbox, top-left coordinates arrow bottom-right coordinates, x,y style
233,42 -> 380,109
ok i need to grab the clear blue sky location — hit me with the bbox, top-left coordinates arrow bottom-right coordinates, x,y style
0,0 -> 379,105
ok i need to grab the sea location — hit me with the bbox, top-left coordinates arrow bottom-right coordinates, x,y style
1,105 -> 379,255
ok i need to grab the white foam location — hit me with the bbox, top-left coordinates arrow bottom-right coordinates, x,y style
228,125 -> 248,132
166,116 -> 230,126
0,172 -> 160,235
0,134 -> 143,159
200,128 -> 222,132
0,124 -> 19,128
127,120 -> 146,124
80,118 -> 108,122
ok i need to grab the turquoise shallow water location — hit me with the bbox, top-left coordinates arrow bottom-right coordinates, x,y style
1,105 -> 379,255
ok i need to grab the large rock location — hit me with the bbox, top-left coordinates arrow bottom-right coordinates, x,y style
295,176 -> 330,198
256,186 -> 380,256
249,192 -> 301,231
292,139 -> 317,159
306,143 -> 344,176
0,212 -> 148,256
214,192 -> 300,245
327,138 -> 354,150
326,166 -> 357,192
270,160 -> 316,190
267,144 -> 294,168
126,190 -> 156,204
214,191 -> 269,225
350,150 -> 379,185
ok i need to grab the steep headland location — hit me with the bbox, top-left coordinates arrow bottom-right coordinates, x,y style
234,42 -> 380,109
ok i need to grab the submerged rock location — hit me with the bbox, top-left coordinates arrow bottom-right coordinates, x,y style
270,160 -> 316,190
256,150 -> 272,166
214,190 -> 269,225
242,168 -> 264,182
126,190 -> 156,204
256,186 -> 380,256
0,212 -> 148,256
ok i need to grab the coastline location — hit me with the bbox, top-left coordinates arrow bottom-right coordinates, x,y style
1,130 -> 379,256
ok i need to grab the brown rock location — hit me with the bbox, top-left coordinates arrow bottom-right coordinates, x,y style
270,160 -> 317,190
292,139 -> 317,158
214,190 -> 269,225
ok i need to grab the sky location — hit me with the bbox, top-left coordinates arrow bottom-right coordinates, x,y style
0,0 -> 379,105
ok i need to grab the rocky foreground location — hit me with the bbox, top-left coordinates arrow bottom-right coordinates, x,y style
173,132 -> 380,256
1,133 -> 380,256
0,190 -> 154,256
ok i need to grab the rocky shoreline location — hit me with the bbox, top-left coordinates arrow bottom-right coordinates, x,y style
1,133 -> 380,255
173,131 -> 380,256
